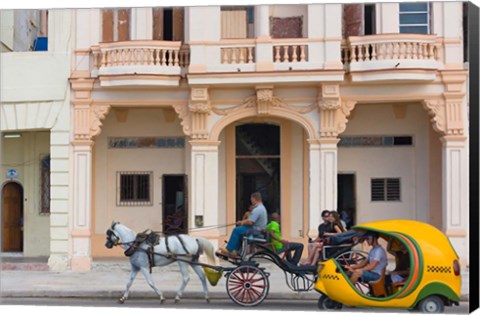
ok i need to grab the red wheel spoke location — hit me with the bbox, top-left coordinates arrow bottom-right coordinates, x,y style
229,279 -> 244,285
231,273 -> 243,282
249,286 -> 262,297
251,283 -> 266,288
247,269 -> 258,281
250,277 -> 265,284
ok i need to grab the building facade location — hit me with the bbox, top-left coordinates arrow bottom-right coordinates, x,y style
0,3 -> 470,272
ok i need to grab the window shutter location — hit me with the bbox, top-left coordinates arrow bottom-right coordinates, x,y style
117,9 -> 130,41
221,9 -> 247,39
172,8 -> 184,42
102,9 -> 114,42
152,8 -> 164,40
371,179 -> 385,201
386,178 -> 401,201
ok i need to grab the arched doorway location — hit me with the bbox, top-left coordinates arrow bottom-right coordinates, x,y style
2,182 -> 24,252
235,123 -> 281,220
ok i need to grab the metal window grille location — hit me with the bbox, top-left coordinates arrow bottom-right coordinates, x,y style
117,171 -> 153,206
371,178 -> 401,202
40,155 -> 51,214
399,2 -> 430,34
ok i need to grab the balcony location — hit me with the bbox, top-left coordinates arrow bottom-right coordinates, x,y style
341,34 -> 442,82
90,41 -> 190,87
187,38 -> 343,85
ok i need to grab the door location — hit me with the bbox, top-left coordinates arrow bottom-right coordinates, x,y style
337,174 -> 356,229
235,124 -> 281,221
2,182 -> 23,252
162,175 -> 188,234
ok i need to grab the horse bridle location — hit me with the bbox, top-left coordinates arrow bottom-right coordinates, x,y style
105,222 -> 134,248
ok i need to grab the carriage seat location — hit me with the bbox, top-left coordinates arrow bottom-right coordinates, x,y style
243,229 -> 268,243
369,268 -> 388,297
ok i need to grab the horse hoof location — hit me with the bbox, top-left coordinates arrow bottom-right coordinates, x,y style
118,297 -> 126,304
174,297 -> 181,304
206,298 -> 210,303
160,298 -> 166,304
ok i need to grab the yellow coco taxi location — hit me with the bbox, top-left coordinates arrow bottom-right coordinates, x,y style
314,220 -> 461,313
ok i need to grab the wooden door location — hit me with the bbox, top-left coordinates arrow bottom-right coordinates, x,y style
2,182 -> 23,252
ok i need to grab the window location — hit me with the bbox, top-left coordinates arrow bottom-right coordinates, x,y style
102,9 -> 130,42
371,178 -> 401,202
117,171 -> 152,206
399,2 -> 430,34
40,155 -> 50,214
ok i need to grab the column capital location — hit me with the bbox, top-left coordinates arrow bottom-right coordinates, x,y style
189,140 -> 221,148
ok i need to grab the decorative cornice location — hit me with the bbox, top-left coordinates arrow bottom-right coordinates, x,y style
90,105 -> 111,138
422,99 -> 447,135
172,104 -> 191,136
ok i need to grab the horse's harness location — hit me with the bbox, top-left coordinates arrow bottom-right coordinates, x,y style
110,229 -> 200,273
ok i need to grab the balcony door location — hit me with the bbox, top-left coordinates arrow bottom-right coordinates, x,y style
162,174 -> 188,235
153,8 -> 184,41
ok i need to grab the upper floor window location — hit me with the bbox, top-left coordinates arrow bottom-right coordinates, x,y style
102,9 -> 130,42
399,2 -> 430,34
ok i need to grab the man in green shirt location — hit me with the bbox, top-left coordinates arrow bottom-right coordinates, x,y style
266,213 -> 304,265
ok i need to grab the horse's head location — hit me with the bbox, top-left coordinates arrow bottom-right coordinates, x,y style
105,221 -> 120,249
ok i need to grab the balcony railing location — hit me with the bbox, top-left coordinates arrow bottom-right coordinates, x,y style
220,40 -> 256,64
90,41 -> 190,77
341,34 -> 441,73
273,40 -> 308,63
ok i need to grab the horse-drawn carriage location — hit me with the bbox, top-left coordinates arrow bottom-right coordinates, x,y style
105,221 -> 367,306
105,220 -> 461,313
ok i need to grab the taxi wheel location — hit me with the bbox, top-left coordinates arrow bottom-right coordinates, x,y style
416,295 -> 444,313
318,295 -> 343,310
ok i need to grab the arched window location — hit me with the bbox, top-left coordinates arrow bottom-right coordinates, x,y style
40,155 -> 50,214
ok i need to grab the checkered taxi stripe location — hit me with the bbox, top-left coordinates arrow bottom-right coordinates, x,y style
427,265 -> 452,273
322,274 -> 340,281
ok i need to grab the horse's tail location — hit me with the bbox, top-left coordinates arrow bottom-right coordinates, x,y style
196,237 -> 217,266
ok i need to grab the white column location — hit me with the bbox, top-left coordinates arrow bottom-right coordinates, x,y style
70,141 -> 93,271
308,140 -> 322,236
375,3 -> 399,34
48,98 -> 71,271
254,5 -> 274,71
319,138 -> 338,211
323,4 -> 343,69
441,136 -> 469,267
185,6 -> 220,73
131,8 -> 153,40
307,4 -> 325,68
254,5 -> 270,39
190,141 -> 221,239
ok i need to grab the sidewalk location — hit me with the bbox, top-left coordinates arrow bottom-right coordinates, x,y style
0,258 -> 470,302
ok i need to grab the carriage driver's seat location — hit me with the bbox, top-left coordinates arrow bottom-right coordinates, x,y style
369,268 -> 388,297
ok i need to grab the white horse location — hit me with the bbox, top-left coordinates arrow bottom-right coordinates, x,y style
105,221 -> 216,304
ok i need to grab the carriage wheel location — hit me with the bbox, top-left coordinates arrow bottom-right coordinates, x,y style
318,295 -> 343,310
334,250 -> 368,268
226,265 -> 269,307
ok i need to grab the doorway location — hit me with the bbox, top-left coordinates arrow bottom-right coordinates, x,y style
2,182 -> 24,252
162,175 -> 188,234
235,124 -> 280,221
337,174 -> 356,229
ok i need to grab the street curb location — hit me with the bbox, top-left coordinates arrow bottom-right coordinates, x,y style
0,291 -> 469,302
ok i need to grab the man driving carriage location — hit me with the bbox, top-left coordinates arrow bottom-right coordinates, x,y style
217,191 -> 268,257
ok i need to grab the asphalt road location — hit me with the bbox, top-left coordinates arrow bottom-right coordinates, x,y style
0,297 -> 470,314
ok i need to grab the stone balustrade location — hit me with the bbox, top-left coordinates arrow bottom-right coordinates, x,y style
272,41 -> 308,63
90,41 -> 190,76
220,40 -> 256,64
342,34 -> 441,69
